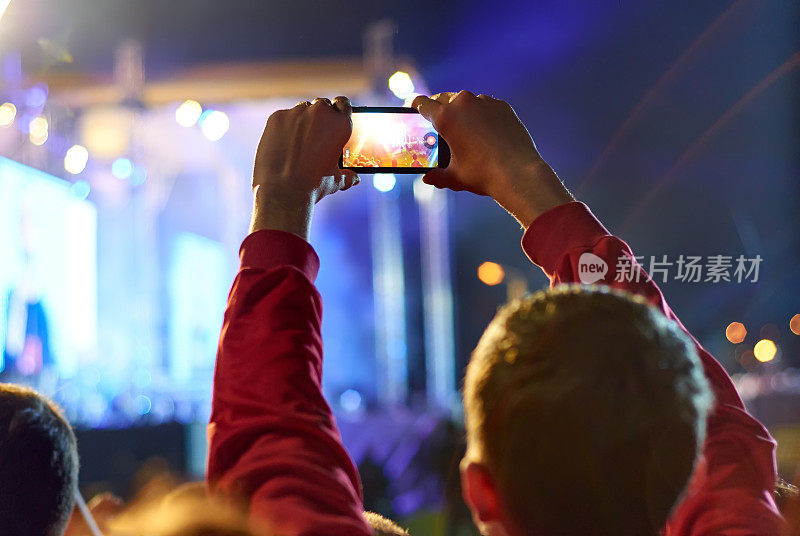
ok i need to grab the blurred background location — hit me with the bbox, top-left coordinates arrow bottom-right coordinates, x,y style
0,0 -> 798,533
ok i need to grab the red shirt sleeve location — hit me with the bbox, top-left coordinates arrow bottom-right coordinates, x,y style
207,229 -> 372,536
521,202 -> 785,535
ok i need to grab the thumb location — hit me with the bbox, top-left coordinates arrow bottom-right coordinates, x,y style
339,169 -> 360,191
422,168 -> 470,192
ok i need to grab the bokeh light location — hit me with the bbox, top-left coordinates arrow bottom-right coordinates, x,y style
70,179 -> 91,200
339,389 -> 362,412
725,321 -> 747,344
789,314 -> 800,336
478,261 -> 505,286
28,116 -> 49,145
0,102 -> 16,126
80,107 -> 133,159
388,71 -> 415,100
175,99 -> 203,127
199,109 -> 229,140
753,339 -> 777,363
64,144 -> 89,174
111,157 -> 133,180
373,173 -> 396,193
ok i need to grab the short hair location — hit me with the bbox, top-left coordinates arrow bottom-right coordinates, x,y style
0,383 -> 79,536
364,511 -> 409,536
464,285 -> 713,535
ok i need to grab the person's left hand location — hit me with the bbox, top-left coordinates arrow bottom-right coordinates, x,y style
250,96 -> 360,239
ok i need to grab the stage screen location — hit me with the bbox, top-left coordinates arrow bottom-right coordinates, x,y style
0,157 -> 97,381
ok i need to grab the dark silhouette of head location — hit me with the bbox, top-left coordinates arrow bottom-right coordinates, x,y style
0,383 -> 79,536
461,285 -> 713,536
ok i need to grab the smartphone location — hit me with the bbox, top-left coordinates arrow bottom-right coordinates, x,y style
340,106 -> 450,173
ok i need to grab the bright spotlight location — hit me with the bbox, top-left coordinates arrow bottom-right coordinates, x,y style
388,71 -> 415,100
111,157 -> 134,180
29,116 -> 48,145
199,110 -> 229,140
64,145 -> 89,175
0,102 -> 16,126
175,99 -> 203,127
373,173 -> 396,193
478,261 -> 505,286
753,339 -> 777,363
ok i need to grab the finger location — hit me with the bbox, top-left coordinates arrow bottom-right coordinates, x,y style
339,169 -> 360,190
312,97 -> 332,106
412,95 -> 443,124
332,96 -> 352,116
295,100 -> 312,108
421,168 -> 468,191
431,92 -> 457,104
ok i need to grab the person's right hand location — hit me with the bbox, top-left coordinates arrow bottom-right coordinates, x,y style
412,91 -> 574,227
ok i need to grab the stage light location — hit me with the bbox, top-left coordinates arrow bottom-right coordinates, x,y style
0,102 -> 16,126
478,261 -> 505,286
175,99 -> 203,127
199,110 -> 229,140
111,157 -> 133,180
373,173 -> 396,192
725,321 -> 747,344
790,314 -> 800,336
753,339 -> 777,363
388,71 -> 415,100
29,116 -> 48,145
64,144 -> 89,174
70,179 -> 91,200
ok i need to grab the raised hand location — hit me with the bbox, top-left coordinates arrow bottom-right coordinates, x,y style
250,96 -> 360,239
412,91 -> 573,227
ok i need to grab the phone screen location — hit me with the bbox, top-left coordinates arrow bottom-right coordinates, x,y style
343,108 -> 440,170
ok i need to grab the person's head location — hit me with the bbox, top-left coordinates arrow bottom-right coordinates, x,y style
0,383 -> 79,536
363,511 -> 409,536
461,285 -> 713,536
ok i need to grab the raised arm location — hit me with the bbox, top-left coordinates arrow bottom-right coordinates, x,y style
207,97 -> 370,536
414,91 -> 784,535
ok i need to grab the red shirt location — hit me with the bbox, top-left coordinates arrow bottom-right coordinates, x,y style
208,201 -> 784,535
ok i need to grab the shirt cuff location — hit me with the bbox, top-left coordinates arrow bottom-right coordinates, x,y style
239,229 -> 320,282
521,201 -> 611,273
